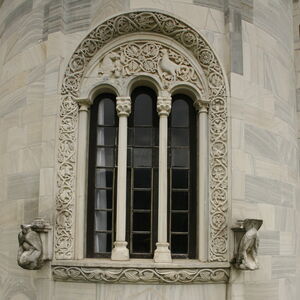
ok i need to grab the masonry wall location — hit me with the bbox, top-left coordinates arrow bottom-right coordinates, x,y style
0,1 -> 298,299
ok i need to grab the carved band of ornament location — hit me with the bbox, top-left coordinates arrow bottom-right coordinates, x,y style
116,97 -> 131,117
157,97 -> 172,116
52,266 -> 229,284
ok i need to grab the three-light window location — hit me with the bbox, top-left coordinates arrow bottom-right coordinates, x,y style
87,87 -> 197,259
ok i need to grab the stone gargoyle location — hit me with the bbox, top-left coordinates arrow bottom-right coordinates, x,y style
232,219 -> 263,270
17,218 -> 51,270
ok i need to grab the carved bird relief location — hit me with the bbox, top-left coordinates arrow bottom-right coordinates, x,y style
159,49 -> 181,79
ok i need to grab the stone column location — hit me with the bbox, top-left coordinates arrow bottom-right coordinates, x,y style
195,100 -> 209,262
111,96 -> 131,261
74,98 -> 92,259
154,95 -> 172,263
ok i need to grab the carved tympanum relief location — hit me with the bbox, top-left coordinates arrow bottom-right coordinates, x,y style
98,41 -> 203,91
56,11 -> 228,262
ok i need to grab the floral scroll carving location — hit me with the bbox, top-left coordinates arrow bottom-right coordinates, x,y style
56,11 -> 228,261
52,265 -> 229,284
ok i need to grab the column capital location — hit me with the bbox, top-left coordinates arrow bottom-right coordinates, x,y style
157,96 -> 172,116
194,100 -> 209,113
116,97 -> 131,117
74,98 -> 92,111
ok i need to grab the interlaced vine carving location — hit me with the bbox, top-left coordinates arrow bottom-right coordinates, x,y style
56,11 -> 228,261
52,266 -> 229,284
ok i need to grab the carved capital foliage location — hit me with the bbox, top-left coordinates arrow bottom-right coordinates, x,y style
194,100 -> 209,113
157,97 -> 172,116
57,11 -> 228,262
52,266 -> 229,284
116,97 -> 131,117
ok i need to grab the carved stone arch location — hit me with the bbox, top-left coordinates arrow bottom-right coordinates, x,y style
56,10 -> 228,262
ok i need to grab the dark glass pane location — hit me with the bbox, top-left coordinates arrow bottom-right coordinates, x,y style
171,128 -> 189,146
134,93 -> 153,126
133,191 -> 151,209
171,100 -> 189,127
171,234 -> 188,254
127,148 -> 132,167
98,98 -> 115,126
171,213 -> 188,232
134,169 -> 151,188
94,233 -> 112,253
95,190 -> 112,209
133,148 -> 152,167
172,191 -> 189,210
128,128 -> 133,146
132,234 -> 151,253
95,169 -> 113,188
171,149 -> 189,167
95,211 -> 112,231
134,128 -> 152,146
172,169 -> 189,188
133,212 -> 151,231
97,127 -> 116,146
96,148 -> 114,167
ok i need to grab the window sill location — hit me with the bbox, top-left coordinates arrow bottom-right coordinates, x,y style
52,259 -> 230,284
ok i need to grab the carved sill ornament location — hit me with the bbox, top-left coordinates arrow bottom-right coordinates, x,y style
231,219 -> 263,270
17,218 -> 52,270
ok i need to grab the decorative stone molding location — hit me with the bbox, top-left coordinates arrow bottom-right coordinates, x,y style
52,265 -> 229,284
56,10 -> 228,262
157,96 -> 172,116
17,218 -> 52,270
116,96 -> 131,117
231,219 -> 263,270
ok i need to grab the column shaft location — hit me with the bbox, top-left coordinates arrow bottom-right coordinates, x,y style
198,103 -> 209,261
75,100 -> 91,259
111,97 -> 131,261
154,96 -> 172,263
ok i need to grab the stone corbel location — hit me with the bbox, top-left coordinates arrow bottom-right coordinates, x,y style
17,218 -> 52,270
231,219 -> 263,270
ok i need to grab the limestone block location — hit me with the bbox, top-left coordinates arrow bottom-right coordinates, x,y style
54,282 -> 96,300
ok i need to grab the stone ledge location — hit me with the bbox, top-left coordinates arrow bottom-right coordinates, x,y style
52,260 -> 230,284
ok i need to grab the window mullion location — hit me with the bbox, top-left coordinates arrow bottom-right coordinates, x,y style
111,96 -> 131,261
153,95 -> 172,263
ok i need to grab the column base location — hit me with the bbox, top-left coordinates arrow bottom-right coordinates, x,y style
153,242 -> 172,263
111,241 -> 129,261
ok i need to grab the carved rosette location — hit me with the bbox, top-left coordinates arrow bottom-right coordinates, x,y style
52,266 -> 229,284
157,97 -> 172,116
57,11 -> 228,261
116,97 -> 131,117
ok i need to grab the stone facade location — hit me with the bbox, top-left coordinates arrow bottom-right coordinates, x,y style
0,0 -> 299,300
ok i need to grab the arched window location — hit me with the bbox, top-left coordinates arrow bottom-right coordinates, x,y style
127,87 -> 159,258
86,94 -> 118,258
168,95 -> 196,258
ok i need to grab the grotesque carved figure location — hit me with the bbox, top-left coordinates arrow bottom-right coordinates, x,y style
17,223 -> 43,270
236,219 -> 263,270
98,52 -> 122,78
